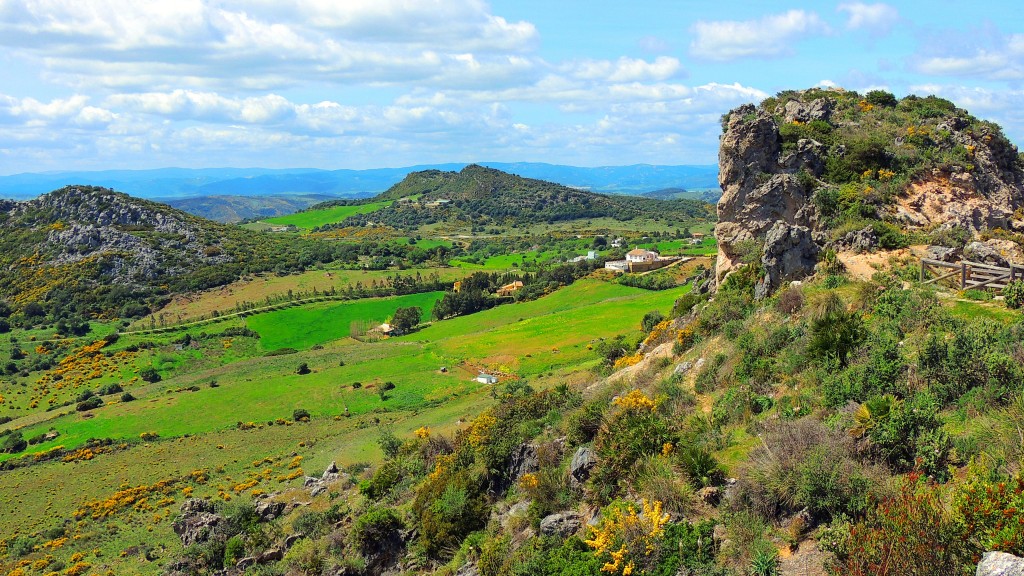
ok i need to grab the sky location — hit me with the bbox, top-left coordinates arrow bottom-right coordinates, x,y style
0,0 -> 1022,174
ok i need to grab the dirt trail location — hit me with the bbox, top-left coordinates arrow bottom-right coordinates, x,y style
837,245 -> 928,282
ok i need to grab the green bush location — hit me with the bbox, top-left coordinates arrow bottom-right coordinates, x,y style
353,507 -> 403,555
139,367 -> 161,383
292,409 -> 310,422
1004,280 -> 1024,309
76,396 -> 103,412
224,535 -> 245,566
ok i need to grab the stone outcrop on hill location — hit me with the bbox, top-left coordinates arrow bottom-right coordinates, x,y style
715,89 -> 1024,294
715,102 -> 824,291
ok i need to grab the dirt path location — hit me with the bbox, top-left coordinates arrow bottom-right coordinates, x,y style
837,245 -> 928,282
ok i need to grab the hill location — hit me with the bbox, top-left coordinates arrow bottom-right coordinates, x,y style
164,194 -> 336,223
312,164 -> 713,231
0,186 -> 345,322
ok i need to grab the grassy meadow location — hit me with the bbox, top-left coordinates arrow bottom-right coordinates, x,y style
262,201 -> 393,229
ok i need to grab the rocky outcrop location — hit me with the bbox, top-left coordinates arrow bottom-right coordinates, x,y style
569,447 -> 596,488
977,551 -> 1024,576
539,511 -> 582,537
715,102 -> 822,287
715,89 -> 1024,295
172,499 -> 222,547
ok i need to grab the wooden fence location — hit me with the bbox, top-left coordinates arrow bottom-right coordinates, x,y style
919,258 -> 1024,292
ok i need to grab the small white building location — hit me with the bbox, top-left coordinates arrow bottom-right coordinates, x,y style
475,373 -> 498,384
604,260 -> 629,272
626,248 -> 659,264
587,250 -> 598,260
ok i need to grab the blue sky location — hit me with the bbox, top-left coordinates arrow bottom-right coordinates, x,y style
0,0 -> 1021,174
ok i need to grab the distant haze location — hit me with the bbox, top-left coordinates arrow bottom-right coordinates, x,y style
0,163 -> 720,201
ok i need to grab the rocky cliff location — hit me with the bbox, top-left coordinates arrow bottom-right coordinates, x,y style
714,88 -> 1024,295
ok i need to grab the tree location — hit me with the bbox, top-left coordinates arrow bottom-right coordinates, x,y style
391,306 -> 422,333
296,363 -> 311,375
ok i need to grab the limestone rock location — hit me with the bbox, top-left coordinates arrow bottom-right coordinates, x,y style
569,447 -> 597,487
456,562 -> 481,576
782,97 -> 834,124
835,226 -> 879,254
173,499 -> 222,547
965,241 -> 1009,267
540,511 -> 582,537
927,245 -> 958,262
756,222 -> 820,299
507,443 -> 540,484
977,551 -> 1024,576
255,500 -> 286,521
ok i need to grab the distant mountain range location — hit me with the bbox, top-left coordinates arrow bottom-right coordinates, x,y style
0,163 -> 719,200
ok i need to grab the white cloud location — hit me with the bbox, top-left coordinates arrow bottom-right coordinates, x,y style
568,56 -> 683,83
0,0 -> 540,90
837,2 -> 899,35
689,10 -> 830,61
913,33 -> 1024,81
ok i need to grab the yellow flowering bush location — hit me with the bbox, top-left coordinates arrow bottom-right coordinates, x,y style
613,390 -> 658,412
585,499 -> 670,575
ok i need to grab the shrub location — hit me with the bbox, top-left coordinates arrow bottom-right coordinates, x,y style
678,446 -> 722,488
1,431 -> 27,454
590,392 -> 674,501
139,368 -> 161,383
834,474 -> 970,576
223,535 -> 245,566
99,383 -> 123,395
120,392 -> 136,402
564,401 -> 605,445
353,507 -> 404,555
1004,280 -> 1024,309
76,396 -> 103,412
736,418 -> 875,521
295,363 -> 311,375
865,90 -> 898,108
776,286 -> 804,314
292,409 -> 311,422
642,310 -> 666,333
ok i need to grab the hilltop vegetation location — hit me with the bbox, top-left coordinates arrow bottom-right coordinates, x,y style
310,165 -> 712,232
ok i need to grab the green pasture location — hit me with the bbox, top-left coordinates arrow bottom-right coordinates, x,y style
262,201 -> 392,229
245,291 -> 444,350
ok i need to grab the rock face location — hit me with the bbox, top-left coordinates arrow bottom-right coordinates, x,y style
716,102 -> 822,288
569,447 -> 597,488
172,499 -> 222,547
977,551 -> 1024,576
756,222 -> 820,298
539,511 -> 582,537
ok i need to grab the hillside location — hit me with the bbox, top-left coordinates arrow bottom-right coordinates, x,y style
165,194 -> 337,223
313,164 -> 712,231
0,186 -> 345,321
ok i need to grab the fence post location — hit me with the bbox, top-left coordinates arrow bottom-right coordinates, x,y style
961,261 -> 967,290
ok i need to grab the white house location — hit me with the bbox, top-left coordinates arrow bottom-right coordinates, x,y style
604,260 -> 629,272
475,373 -> 499,384
626,248 -> 658,264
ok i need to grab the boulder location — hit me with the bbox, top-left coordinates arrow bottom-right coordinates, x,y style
540,511 -> 582,537
456,563 -> 481,576
926,245 -> 959,262
236,557 -> 256,569
257,548 -> 283,563
673,361 -> 693,376
965,241 -> 1009,267
569,447 -> 597,487
782,97 -> 834,124
173,499 -> 222,547
835,226 -> 878,254
977,551 -> 1024,576
255,500 -> 286,521
284,533 -> 304,549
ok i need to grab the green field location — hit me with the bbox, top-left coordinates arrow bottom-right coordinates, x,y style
245,291 -> 444,350
6,280 -> 681,461
263,201 -> 392,229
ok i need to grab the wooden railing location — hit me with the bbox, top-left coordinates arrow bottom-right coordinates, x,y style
920,259 -> 1024,292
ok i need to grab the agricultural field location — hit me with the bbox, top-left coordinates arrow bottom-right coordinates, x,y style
245,291 -> 444,350
261,201 -> 393,230
140,267 -> 465,326
2,279 -> 682,463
